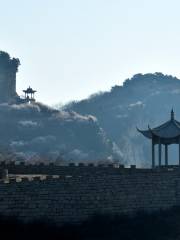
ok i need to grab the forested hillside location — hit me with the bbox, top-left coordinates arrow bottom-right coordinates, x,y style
65,73 -> 180,166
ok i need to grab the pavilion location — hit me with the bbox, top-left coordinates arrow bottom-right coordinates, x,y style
23,86 -> 37,103
137,110 -> 180,168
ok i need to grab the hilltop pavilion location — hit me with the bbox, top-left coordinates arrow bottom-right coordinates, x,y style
23,86 -> 36,103
137,110 -> 180,168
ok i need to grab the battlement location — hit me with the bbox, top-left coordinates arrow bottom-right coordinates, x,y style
0,160 -> 126,167
0,161 -> 129,176
1,160 -> 180,177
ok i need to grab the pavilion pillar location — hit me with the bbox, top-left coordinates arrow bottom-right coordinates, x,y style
179,138 -> 180,166
165,144 -> 168,166
158,139 -> 162,167
152,140 -> 155,168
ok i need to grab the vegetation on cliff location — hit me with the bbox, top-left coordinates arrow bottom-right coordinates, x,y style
0,51 -> 20,72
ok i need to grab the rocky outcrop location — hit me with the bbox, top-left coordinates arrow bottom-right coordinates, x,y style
0,51 -> 20,103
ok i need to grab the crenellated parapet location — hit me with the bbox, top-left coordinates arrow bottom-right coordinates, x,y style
0,160 -> 180,182
1,160 -> 180,177
0,161 -> 143,177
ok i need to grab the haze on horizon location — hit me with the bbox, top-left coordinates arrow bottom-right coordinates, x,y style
1,0 -> 180,105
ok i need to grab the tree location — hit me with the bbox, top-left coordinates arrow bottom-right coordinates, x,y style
0,51 -> 20,72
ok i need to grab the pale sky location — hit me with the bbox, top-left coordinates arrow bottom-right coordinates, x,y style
1,0 -> 180,105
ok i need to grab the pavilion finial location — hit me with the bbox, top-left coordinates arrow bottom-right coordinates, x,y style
171,108 -> 174,120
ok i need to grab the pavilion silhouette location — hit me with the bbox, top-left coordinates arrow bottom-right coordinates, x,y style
23,86 -> 36,103
137,109 -> 180,168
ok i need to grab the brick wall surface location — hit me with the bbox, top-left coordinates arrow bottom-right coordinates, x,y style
0,163 -> 179,225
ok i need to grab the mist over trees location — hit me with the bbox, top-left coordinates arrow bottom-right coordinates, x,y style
0,102 -> 118,163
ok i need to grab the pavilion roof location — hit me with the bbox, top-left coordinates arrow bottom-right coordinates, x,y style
23,86 -> 37,94
137,110 -> 180,139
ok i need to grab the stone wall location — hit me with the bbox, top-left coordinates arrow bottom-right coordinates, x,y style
0,163 -> 180,225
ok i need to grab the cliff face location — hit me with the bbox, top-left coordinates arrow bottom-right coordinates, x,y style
0,51 -> 20,103
0,71 -> 17,102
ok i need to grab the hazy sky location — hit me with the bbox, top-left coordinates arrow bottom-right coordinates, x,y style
1,0 -> 180,105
